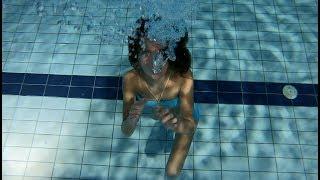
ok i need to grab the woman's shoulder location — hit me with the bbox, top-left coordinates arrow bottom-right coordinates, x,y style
124,68 -> 141,78
179,69 -> 193,80
123,69 -> 139,85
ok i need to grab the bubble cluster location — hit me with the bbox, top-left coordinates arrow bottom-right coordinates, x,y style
28,0 -> 199,60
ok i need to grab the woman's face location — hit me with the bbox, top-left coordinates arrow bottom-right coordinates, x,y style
139,38 -> 169,80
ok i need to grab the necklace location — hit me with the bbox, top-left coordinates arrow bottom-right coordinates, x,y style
144,72 -> 172,104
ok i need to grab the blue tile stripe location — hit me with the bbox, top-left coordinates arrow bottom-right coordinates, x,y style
2,72 -> 318,107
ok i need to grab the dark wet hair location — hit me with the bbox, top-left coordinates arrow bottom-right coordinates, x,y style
128,17 -> 191,75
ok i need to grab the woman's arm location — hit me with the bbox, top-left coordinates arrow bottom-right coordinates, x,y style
154,70 -> 197,135
175,70 -> 198,135
121,71 -> 142,137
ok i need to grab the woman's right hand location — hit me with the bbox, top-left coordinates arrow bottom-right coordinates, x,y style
126,98 -> 147,123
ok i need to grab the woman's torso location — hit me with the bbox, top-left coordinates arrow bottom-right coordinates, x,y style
130,69 -> 200,121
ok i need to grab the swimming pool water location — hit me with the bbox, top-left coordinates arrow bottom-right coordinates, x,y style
2,0 -> 318,179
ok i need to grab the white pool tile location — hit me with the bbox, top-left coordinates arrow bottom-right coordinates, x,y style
61,123 -> 87,136
197,115 -> 219,129
14,108 -> 40,121
271,118 -> 297,131
35,33 -> 58,43
52,53 -> 76,64
194,128 -> 220,142
55,44 -> 78,54
56,149 -> 83,164
241,70 -> 265,82
243,105 -> 270,118
250,172 -> 278,180
58,136 -> 86,150
276,158 -> 305,173
110,139 -> 141,153
273,130 -> 300,144
2,120 -> 12,133
269,106 -> 295,118
64,110 -> 90,123
80,165 -> 109,179
219,116 -> 245,129
3,147 -> 30,161
300,145 -> 318,159
35,121 -> 62,135
293,106 -> 318,119
32,134 -> 59,148
83,150 -> 110,165
100,44 -> 124,55
25,162 -> 54,177
264,72 -> 288,83
194,155 -> 221,170
288,72 -> 313,84
193,142 -> 220,157
10,120 -> 37,133
2,161 -> 27,176
98,55 -> 122,66
66,98 -> 92,110
274,144 -> 302,158
2,107 -> 16,119
17,96 -> 43,108
87,124 -> 113,138
220,142 -> 247,156
137,153 -> 166,168
7,52 -> 30,63
304,159 -> 318,173
4,62 -> 28,73
278,172 -> 306,180
38,24 -> 60,33
6,133 -> 34,147
110,152 -> 137,166
29,148 -> 57,162
52,163 -> 81,178
246,117 -> 271,130
108,166 -> 137,180
57,34 -> 80,44
38,109 -> 65,122
137,168 -> 165,180
249,157 -> 277,171
33,43 -> 55,53
75,54 -> 98,65
42,97 -> 67,109
299,131 -> 318,145
193,68 -> 217,80
72,64 -> 97,76
248,143 -> 275,157
27,63 -> 51,74
221,156 -> 248,171
89,111 -> 115,124
84,137 -> 112,151
96,65 -> 120,76
49,64 -> 74,75
220,129 -> 246,143
218,104 -> 244,117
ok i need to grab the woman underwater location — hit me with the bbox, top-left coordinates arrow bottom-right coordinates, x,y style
121,17 -> 200,178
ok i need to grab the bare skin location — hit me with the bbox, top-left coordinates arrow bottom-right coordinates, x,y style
122,39 -> 197,177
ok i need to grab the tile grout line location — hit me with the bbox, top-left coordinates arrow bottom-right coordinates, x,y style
48,0 -> 87,178
231,0 -> 251,179
208,0 -> 223,178
290,0 -> 317,178
1,0 -> 25,155
18,1 -> 47,178
252,0 -> 280,179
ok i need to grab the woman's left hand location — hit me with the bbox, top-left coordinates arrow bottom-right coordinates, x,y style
154,106 -> 179,130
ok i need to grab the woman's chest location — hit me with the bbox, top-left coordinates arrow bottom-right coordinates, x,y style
136,78 -> 182,100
